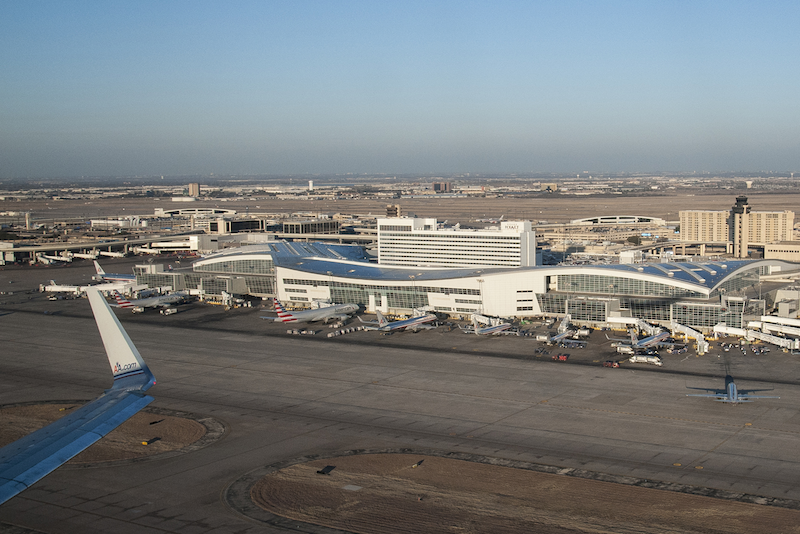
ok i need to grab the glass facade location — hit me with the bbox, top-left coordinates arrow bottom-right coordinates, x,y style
557,274 -> 705,298
281,278 -> 481,310
136,273 -> 186,290
708,266 -> 763,297
672,303 -> 726,329
201,278 -> 231,295
537,293 -> 568,315
195,258 -> 274,274
622,298 -> 673,322
566,299 -> 608,322
243,276 -> 274,296
190,257 -> 277,296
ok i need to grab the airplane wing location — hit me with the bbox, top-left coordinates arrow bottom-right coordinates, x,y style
0,390 -> 153,504
685,385 -> 725,395
408,324 -> 436,331
738,388 -> 778,395
653,341 -> 685,349
739,393 -> 780,400
0,290 -> 156,505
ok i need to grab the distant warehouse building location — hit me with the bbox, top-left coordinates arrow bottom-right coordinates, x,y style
282,220 -> 340,234
764,241 -> 800,262
377,218 -> 537,268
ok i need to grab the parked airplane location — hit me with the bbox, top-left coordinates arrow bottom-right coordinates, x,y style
42,279 -> 139,296
35,254 -> 71,264
261,299 -> 359,323
359,310 -> 437,332
93,260 -> 136,282
545,329 -> 576,345
606,330 -> 682,353
462,315 -> 514,335
558,339 -> 587,348
686,375 -> 779,404
112,290 -> 189,310
476,215 -> 505,223
0,289 -> 156,505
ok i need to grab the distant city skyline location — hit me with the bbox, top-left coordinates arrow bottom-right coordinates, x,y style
2,1 -> 800,178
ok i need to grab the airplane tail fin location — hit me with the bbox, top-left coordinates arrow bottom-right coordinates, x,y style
630,329 -> 638,345
272,299 -> 294,322
93,260 -> 105,275
472,315 -> 480,335
376,310 -> 388,327
86,290 -> 155,391
113,290 -> 134,308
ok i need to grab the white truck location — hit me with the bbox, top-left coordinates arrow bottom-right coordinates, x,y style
628,355 -> 662,366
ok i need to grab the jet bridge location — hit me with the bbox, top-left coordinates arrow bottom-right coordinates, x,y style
760,315 -> 800,328
605,316 -> 662,336
713,325 -> 800,350
473,314 -> 508,327
748,320 -> 800,336
761,323 -> 800,338
669,321 -> 709,355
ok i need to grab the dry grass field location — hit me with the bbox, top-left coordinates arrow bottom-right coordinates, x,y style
252,453 -> 800,534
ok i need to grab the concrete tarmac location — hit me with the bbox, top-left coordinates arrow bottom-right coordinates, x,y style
2,261 -> 800,533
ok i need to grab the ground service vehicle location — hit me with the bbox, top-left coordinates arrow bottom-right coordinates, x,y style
628,355 -> 662,366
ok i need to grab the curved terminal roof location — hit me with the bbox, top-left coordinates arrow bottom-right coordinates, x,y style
194,240 -> 790,294
193,241 -> 369,267
274,253 -> 775,292
274,255 -> 502,281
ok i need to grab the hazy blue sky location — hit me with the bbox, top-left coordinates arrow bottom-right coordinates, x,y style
2,1 -> 799,177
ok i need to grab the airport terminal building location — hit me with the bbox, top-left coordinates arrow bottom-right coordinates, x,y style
171,242 -> 797,333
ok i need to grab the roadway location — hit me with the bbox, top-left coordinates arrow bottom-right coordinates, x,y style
2,261 -> 800,533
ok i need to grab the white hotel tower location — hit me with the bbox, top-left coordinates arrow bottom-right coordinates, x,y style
377,218 -> 537,268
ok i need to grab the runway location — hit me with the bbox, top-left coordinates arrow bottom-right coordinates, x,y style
1,266 -> 800,532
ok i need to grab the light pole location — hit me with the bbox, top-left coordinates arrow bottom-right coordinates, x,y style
409,274 -> 416,312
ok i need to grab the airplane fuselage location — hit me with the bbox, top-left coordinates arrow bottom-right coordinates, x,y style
273,303 -> 359,323
475,324 -> 512,335
379,314 -> 437,331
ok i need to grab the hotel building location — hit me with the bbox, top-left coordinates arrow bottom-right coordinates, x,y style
377,218 -> 537,268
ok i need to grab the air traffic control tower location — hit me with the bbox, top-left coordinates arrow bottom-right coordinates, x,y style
731,195 -> 751,259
